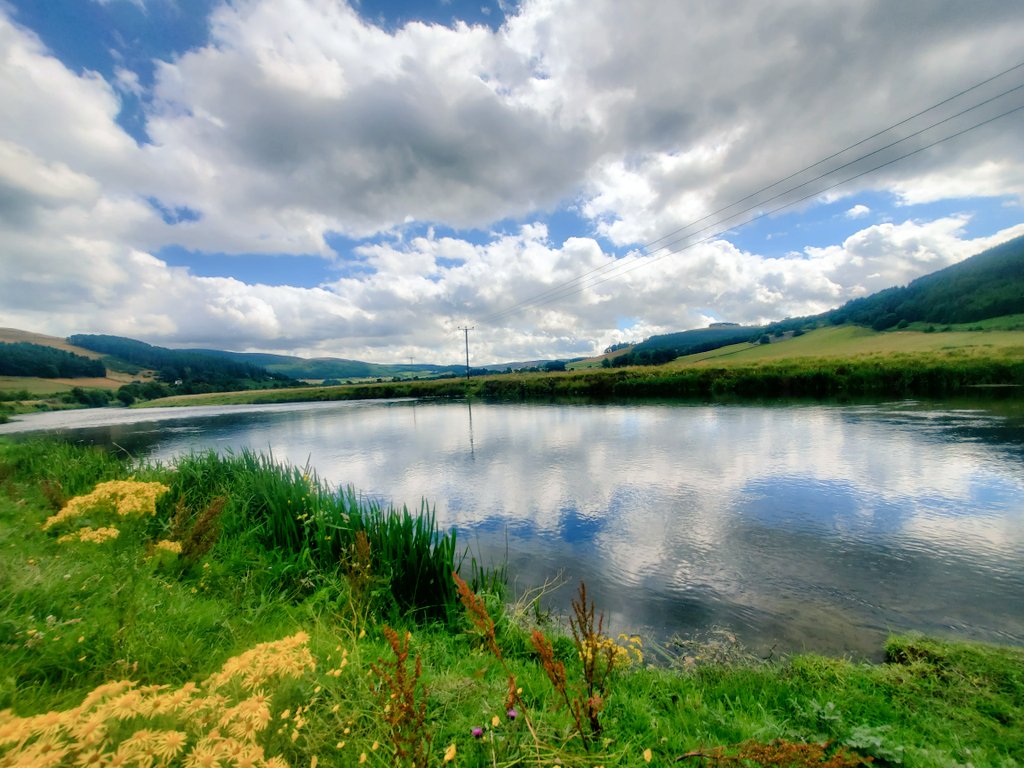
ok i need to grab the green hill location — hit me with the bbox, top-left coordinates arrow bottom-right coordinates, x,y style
609,324 -> 764,366
600,233 -> 1024,367
67,335 -> 298,393
0,342 -> 106,378
805,234 -> 1024,331
186,349 -> 460,381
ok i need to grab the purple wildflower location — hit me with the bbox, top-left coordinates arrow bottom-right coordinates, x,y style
471,727 -> 483,739
506,708 -> 518,721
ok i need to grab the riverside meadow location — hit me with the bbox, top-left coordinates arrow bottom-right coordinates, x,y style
1,436 -> 1023,767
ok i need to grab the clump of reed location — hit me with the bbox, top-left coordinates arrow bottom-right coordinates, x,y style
166,449 -> 490,622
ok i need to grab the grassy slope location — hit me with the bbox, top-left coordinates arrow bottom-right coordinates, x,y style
0,328 -> 104,359
1,439 -> 1022,767
670,325 -> 1024,368
0,373 -> 141,395
0,329 -> 145,392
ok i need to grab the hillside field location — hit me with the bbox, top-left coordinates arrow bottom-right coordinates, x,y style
0,328 -> 103,358
670,323 -> 1024,368
0,329 -> 146,393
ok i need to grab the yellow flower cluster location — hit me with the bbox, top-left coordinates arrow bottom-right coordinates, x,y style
57,526 -> 121,544
579,633 -> 644,670
0,632 -> 315,768
154,539 -> 183,554
205,631 -> 316,692
43,480 -> 171,531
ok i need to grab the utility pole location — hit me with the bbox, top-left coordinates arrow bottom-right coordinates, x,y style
458,326 -> 474,379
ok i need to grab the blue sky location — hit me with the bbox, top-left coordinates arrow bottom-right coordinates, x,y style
1,0 -> 1022,363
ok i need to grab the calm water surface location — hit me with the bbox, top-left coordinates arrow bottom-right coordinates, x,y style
5,398 -> 1024,658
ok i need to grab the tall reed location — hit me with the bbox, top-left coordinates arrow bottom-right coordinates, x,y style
168,450 -> 486,622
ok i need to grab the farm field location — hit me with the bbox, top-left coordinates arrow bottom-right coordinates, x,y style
671,325 -> 1024,367
0,373 -> 141,395
0,328 -> 104,358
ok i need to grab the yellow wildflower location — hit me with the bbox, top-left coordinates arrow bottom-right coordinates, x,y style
24,708 -> 66,738
185,744 -> 219,768
205,632 -> 315,691
58,526 -> 121,544
43,480 -> 170,530
643,747 -> 653,762
154,730 -> 188,760
154,539 -> 182,554
443,743 -> 457,763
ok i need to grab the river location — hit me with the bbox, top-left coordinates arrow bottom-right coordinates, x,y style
3,397 -> 1023,659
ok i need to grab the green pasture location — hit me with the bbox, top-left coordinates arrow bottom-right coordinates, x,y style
0,376 -> 75,396
671,325 -> 1024,368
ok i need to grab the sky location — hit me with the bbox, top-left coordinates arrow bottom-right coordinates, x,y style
1,0 -> 1023,365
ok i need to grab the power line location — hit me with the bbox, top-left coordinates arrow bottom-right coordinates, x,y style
480,80 -> 1024,324
643,59 -> 1024,253
538,80 -> 1024,310
511,100 -> 1024,311
475,60 -> 1024,326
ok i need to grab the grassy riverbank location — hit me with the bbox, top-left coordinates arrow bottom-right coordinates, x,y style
2,439 -> 1022,766
136,326 -> 1024,409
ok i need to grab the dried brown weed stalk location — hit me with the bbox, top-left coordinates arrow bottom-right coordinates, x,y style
370,626 -> 431,768
452,570 -> 520,710
677,738 -> 871,767
529,581 -> 619,751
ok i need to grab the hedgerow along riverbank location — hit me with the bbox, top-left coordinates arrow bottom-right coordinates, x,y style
138,338 -> 1024,409
3,326 -> 1020,415
2,438 -> 1022,767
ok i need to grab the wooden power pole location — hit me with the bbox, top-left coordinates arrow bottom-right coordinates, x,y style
458,326 -> 474,379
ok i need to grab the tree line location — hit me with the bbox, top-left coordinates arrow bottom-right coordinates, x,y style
68,334 -> 299,393
0,342 -> 105,378
824,235 -> 1024,330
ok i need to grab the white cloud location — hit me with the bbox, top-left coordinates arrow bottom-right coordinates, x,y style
126,0 -> 1024,251
846,204 -> 871,219
1,1 -> 1023,361
113,66 -> 145,96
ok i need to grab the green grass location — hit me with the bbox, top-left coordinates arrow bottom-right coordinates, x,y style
669,325 -> 1024,366
912,313 -> 1024,332
2,437 -> 1023,766
0,376 -> 73,396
